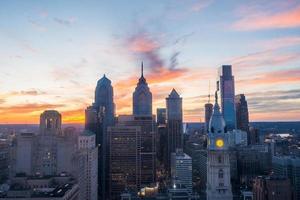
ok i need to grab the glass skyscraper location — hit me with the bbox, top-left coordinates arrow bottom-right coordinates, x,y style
217,65 -> 236,131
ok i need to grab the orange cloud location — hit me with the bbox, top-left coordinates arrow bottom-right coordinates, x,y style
233,5 -> 300,30
238,68 -> 300,85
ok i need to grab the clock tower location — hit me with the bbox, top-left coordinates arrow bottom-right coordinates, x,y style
206,91 -> 233,200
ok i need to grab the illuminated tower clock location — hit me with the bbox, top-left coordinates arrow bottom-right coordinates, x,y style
206,91 -> 233,200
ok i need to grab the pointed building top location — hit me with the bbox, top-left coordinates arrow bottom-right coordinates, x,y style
97,74 -> 111,86
169,88 -> 180,98
209,90 -> 226,134
138,61 -> 147,84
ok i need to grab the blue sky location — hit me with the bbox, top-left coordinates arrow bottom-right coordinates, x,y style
0,0 -> 299,123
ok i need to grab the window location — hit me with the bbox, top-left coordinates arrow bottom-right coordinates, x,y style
218,155 -> 222,163
218,169 -> 224,179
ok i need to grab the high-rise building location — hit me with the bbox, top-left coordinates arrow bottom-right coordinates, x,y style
108,125 -> 141,200
133,62 -> 152,116
117,115 -> 156,188
166,89 -> 183,172
36,110 -> 77,176
206,91 -> 232,200
157,108 -> 166,125
156,108 -> 167,164
235,94 -> 250,144
77,130 -> 98,200
217,65 -> 236,130
205,103 -> 213,133
15,133 -> 37,176
253,176 -> 292,200
85,74 -> 115,200
171,149 -> 193,194
272,156 -> 300,200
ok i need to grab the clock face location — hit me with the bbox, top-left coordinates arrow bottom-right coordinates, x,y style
216,138 -> 224,148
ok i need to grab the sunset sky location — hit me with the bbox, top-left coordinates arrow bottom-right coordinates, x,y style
0,0 -> 299,124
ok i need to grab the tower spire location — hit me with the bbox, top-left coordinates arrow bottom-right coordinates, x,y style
141,61 -> 144,77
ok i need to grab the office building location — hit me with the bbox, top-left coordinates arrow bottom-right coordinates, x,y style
108,125 -> 141,200
85,74 -> 115,200
77,131 -> 98,200
272,156 -> 300,200
157,108 -> 166,125
166,89 -> 183,172
253,176 -> 292,200
15,133 -> 37,176
117,115 -> 156,188
171,149 -> 192,194
217,65 -> 236,130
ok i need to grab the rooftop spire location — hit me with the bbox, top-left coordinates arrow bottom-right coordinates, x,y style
141,61 -> 144,77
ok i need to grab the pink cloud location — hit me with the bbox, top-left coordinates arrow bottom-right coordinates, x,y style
232,5 -> 300,30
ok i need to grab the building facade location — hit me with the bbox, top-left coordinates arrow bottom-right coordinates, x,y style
77,131 -> 98,200
108,125 -> 141,200
217,65 -> 236,131
171,149 -> 193,194
166,89 -> 183,173
85,74 -> 115,200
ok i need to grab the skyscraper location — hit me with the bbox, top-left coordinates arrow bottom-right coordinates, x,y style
156,108 -> 167,164
85,74 -> 115,200
133,62 -> 152,116
166,89 -> 183,172
78,131 -> 98,200
156,108 -> 166,125
206,91 -> 232,200
217,65 -> 236,130
117,115 -> 156,188
235,94 -> 250,143
108,125 -> 141,200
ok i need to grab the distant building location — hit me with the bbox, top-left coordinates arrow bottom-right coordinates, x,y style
108,125 -> 141,200
166,89 -> 183,172
217,65 -> 236,130
77,131 -> 98,200
171,149 -> 192,194
253,176 -> 292,200
157,108 -> 166,125
133,62 -> 152,116
235,94 -> 250,143
237,145 -> 271,185
272,156 -> 300,200
206,91 -> 232,200
249,127 -> 260,145
228,129 -> 248,147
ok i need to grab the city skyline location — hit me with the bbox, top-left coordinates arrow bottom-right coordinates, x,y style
1,0 -> 300,124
